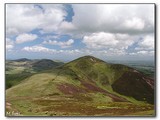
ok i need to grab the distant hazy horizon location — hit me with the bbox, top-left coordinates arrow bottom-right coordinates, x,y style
6,55 -> 155,63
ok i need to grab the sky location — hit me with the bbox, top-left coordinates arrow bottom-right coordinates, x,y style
6,4 -> 155,61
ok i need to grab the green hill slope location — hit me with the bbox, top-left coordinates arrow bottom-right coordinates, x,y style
55,56 -> 154,103
6,59 -> 64,89
32,59 -> 63,71
6,56 -> 154,116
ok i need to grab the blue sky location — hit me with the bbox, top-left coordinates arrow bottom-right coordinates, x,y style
6,4 -> 155,61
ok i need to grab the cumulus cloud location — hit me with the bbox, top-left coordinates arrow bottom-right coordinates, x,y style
70,4 -> 154,35
16,33 -> 38,44
43,39 -> 74,48
6,4 -> 155,60
6,4 -> 154,37
6,38 -> 14,50
137,51 -> 148,54
22,44 -> 154,59
82,32 -> 134,50
136,34 -> 154,50
22,45 -> 121,56
22,45 -> 56,53
22,45 -> 81,55
59,21 -> 76,32
6,4 -> 67,36
122,17 -> 145,30
83,32 -> 118,49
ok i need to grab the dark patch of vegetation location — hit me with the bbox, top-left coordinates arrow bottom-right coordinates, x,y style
32,59 -> 63,71
109,64 -> 130,82
6,67 -> 13,71
112,71 -> 154,104
6,72 -> 33,89
110,64 -> 129,70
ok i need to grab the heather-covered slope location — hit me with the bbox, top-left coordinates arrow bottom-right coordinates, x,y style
56,56 -> 154,104
112,71 -> 154,104
6,56 -> 154,116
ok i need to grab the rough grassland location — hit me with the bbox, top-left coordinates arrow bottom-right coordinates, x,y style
6,73 -> 154,116
6,56 -> 155,116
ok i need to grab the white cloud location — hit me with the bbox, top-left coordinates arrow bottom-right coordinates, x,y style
122,17 -> 145,30
6,4 -> 155,60
22,44 -> 154,58
77,49 -> 126,56
60,49 -> 82,55
137,51 -> 148,55
22,45 -> 56,53
43,39 -> 74,48
83,32 -> 118,49
16,33 -> 38,44
59,21 -> 76,32
6,38 -> 14,50
70,4 -> 154,35
136,34 -> 154,50
6,4 -> 66,36
22,45 -> 114,56
129,50 -> 154,56
22,45 -> 81,55
6,4 -> 154,37
82,32 -> 134,50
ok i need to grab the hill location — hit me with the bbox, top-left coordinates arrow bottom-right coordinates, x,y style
56,56 -> 154,104
32,59 -> 63,71
6,56 -> 154,116
14,58 -> 31,62
5,59 -> 64,89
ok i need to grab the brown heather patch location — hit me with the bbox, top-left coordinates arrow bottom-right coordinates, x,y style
57,83 -> 86,95
80,80 -> 128,102
33,99 -> 154,116
112,71 -> 154,104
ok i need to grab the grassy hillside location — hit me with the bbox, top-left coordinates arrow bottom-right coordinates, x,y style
6,56 -> 155,116
32,59 -> 63,71
5,59 -> 64,89
6,72 -> 33,89
57,56 -> 154,104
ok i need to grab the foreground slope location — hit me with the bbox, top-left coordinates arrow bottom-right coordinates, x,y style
6,56 -> 154,116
